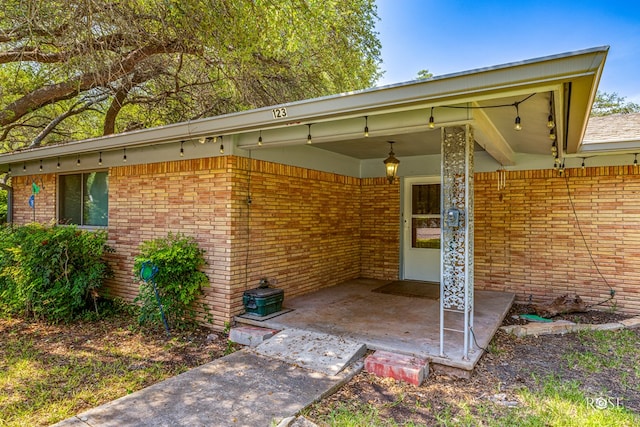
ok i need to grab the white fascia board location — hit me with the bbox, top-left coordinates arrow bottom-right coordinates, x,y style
578,139 -> 640,154
0,46 -> 608,167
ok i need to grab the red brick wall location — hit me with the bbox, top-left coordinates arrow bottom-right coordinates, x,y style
475,166 -> 640,315
107,158 -> 233,329
360,177 -> 401,280
10,161 -> 640,322
8,158 -> 400,329
230,158 -> 363,317
12,174 -> 57,224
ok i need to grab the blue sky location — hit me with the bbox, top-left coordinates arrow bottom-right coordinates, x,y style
375,0 -> 640,102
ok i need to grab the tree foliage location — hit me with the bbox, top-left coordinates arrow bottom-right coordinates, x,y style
416,69 -> 433,80
591,91 -> 640,116
0,0 -> 381,151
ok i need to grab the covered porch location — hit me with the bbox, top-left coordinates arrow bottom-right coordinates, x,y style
236,278 -> 515,371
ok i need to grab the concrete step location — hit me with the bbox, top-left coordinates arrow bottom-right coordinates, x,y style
364,350 -> 429,386
253,328 -> 367,376
229,326 -> 280,347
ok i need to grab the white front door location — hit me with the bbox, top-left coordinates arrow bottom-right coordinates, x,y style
402,177 -> 441,282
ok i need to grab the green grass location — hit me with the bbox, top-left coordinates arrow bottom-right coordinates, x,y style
0,314 -> 213,427
316,377 -> 639,427
564,329 -> 639,374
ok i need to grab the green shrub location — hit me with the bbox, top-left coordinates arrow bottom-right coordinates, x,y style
0,223 -> 112,322
0,188 -> 7,224
133,232 -> 209,330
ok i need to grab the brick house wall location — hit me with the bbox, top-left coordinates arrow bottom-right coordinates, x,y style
234,158 -> 365,316
12,174 -> 57,224
360,177 -> 401,280
9,159 -> 640,327
475,166 -> 640,315
10,157 -> 395,329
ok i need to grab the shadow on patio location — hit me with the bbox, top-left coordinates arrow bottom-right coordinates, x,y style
236,278 -> 515,372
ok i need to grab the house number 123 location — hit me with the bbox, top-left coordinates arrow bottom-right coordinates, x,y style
272,107 -> 287,119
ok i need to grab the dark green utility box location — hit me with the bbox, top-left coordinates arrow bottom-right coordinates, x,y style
243,287 -> 284,317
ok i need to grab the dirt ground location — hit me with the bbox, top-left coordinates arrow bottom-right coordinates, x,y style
304,304 -> 640,425
2,304 -> 638,426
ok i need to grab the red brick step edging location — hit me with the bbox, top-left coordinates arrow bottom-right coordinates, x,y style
364,350 -> 428,386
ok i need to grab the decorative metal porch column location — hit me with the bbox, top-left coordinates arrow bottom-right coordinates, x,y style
440,124 -> 474,360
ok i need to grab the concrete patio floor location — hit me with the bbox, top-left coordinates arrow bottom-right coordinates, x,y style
236,278 -> 515,371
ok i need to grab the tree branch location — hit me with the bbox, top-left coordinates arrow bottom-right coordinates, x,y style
0,49 -> 67,64
29,96 -> 108,148
0,42 -> 197,127
103,70 -> 156,135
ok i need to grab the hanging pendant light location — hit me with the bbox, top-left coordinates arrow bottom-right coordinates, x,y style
180,141 -> 184,157
219,135 -> 224,154
383,141 -> 400,184
98,152 -> 103,166
307,124 -> 312,144
364,116 -> 369,137
258,130 -> 263,146
123,148 -> 127,163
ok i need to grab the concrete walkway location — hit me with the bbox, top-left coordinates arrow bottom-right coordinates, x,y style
51,333 -> 363,427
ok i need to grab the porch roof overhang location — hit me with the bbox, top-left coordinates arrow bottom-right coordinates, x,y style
0,46 -> 609,172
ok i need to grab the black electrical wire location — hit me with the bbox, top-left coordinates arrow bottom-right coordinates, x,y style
469,326 -> 488,353
244,150 -> 253,289
563,171 -> 616,307
440,93 -> 537,110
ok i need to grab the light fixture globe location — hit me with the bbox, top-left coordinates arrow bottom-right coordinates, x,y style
383,141 -> 400,184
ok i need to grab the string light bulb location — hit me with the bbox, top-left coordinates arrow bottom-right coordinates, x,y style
307,124 -> 312,144
39,160 -> 43,172
364,116 -> 369,137
57,157 -> 60,169
23,163 -> 26,171
428,107 -> 435,129
581,158 -> 586,170
7,165 -> 11,174
549,128 -> 556,140
258,130 -> 263,146
123,148 -> 127,163
180,141 -> 184,157
551,141 -> 557,155
547,96 -> 555,129
199,136 -> 206,144
76,156 -> 81,166
514,103 -> 522,131
219,136 -> 224,154
634,153 -> 638,169
98,152 -> 103,166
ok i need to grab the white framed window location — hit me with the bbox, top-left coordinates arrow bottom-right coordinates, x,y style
58,171 -> 108,227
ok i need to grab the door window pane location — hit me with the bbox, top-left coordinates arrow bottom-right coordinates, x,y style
412,184 -> 440,215
412,217 -> 441,249
411,183 -> 440,249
